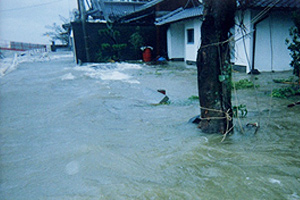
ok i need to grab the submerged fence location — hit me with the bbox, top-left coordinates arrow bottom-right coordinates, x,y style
0,41 -> 50,76
0,40 -> 47,52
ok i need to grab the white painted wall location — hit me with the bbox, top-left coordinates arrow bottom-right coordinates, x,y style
234,10 -> 253,72
166,18 -> 202,62
185,18 -> 201,62
254,11 -> 293,72
235,10 -> 294,72
167,23 -> 185,60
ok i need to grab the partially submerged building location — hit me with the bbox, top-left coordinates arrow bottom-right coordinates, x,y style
155,4 -> 203,64
71,0 -> 300,74
71,0 -> 200,63
234,0 -> 300,72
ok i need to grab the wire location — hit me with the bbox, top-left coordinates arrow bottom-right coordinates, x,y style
0,0 -> 64,12
267,14 -> 274,126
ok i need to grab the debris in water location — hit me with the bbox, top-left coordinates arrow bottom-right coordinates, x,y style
269,178 -> 281,185
142,88 -> 169,105
287,101 -> 300,107
188,115 -> 201,124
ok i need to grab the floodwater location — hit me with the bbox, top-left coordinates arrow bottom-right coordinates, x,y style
0,51 -> 300,199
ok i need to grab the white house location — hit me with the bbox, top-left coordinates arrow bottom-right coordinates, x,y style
155,6 -> 203,64
234,0 -> 300,73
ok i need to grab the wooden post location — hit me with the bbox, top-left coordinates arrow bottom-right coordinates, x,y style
196,0 -> 236,134
77,0 -> 91,62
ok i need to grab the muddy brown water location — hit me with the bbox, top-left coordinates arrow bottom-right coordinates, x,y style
0,52 -> 299,199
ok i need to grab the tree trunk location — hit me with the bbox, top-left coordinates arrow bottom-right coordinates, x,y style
196,0 -> 236,134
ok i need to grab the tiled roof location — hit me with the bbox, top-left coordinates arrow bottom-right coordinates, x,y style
88,0 -> 146,21
155,6 -> 203,25
137,0 -> 164,11
241,0 -> 300,9
104,2 -> 143,17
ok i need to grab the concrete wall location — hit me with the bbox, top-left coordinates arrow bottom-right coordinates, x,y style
184,18 -> 201,63
167,18 -> 202,63
167,23 -> 185,60
254,11 -> 293,72
235,10 -> 294,72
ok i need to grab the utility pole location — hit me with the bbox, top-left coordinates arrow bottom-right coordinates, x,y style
77,0 -> 91,62
196,0 -> 236,134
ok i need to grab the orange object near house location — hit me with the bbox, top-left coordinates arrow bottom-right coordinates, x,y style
142,48 -> 152,62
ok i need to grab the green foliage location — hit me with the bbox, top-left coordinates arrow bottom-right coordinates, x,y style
286,26 -> 300,77
219,61 -> 232,83
233,78 -> 259,90
97,27 -> 127,62
155,70 -> 162,75
273,76 -> 298,83
188,95 -> 199,100
129,27 -> 144,52
112,44 -> 127,51
233,104 -> 248,118
98,28 -> 120,41
272,87 -> 300,98
101,43 -> 111,50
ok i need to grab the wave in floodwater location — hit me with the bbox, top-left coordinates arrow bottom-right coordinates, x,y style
0,50 -> 73,77
72,62 -> 142,83
0,52 -> 300,200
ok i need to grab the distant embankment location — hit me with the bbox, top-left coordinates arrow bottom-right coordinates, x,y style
0,40 -> 47,52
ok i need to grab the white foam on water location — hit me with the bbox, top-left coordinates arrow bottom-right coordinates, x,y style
65,161 -> 80,175
75,62 -> 141,83
287,192 -> 300,200
0,51 -> 73,77
269,178 -> 281,185
126,79 -> 140,84
116,62 -> 142,70
61,73 -> 76,81
100,71 -> 130,80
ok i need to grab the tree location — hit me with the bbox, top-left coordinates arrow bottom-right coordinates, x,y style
96,26 -> 127,62
43,16 -> 70,45
196,0 -> 236,134
286,11 -> 300,79
129,27 -> 144,59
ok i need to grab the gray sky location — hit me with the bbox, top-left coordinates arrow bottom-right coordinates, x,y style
0,0 -> 78,44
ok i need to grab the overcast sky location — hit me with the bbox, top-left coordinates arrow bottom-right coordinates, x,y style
0,0 -> 78,44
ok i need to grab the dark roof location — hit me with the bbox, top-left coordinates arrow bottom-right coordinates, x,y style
155,6 -> 203,25
136,0 -> 164,12
240,0 -> 300,9
119,0 -> 199,24
88,0 -> 146,21
103,2 -> 143,17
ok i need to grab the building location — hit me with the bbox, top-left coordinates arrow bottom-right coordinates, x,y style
71,0 -> 190,63
155,4 -> 203,64
234,0 -> 300,73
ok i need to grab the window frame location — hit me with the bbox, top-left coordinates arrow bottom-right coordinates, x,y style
187,28 -> 194,44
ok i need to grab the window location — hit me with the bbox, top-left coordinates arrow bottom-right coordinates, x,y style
187,29 -> 194,44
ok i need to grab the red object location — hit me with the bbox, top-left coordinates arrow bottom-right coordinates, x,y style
143,48 -> 152,62
157,89 -> 166,95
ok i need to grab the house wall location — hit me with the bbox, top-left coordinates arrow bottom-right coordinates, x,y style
235,9 -> 294,72
184,18 -> 201,63
234,9 -> 253,72
166,18 -> 201,63
254,11 -> 293,72
167,23 -> 185,60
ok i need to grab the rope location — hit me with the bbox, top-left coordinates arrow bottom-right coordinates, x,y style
199,106 -> 233,142
198,0 -> 281,140
199,107 -> 232,121
266,14 -> 274,127
200,0 -> 281,50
